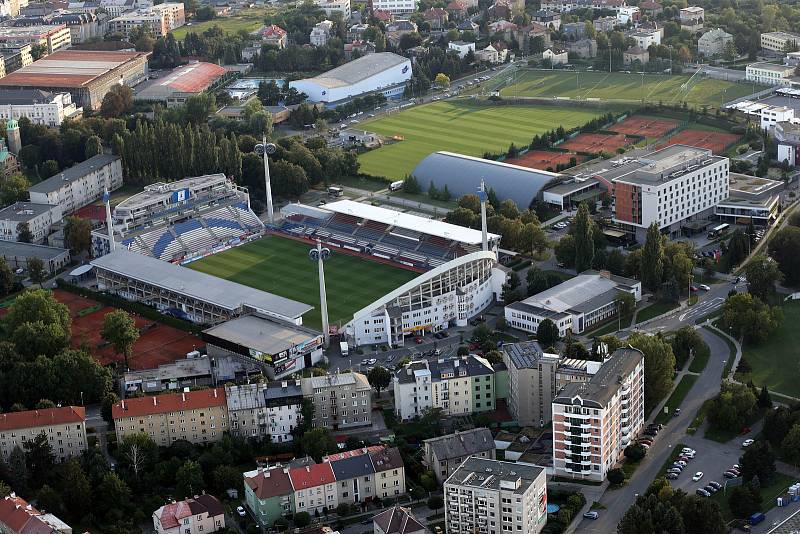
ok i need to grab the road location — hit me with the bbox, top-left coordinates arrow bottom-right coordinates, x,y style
573,328 -> 732,533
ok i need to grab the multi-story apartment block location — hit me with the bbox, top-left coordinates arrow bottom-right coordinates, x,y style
606,145 -> 729,242
393,355 -> 496,420
0,44 -> 33,74
0,89 -> 78,127
556,358 -> 601,389
153,494 -> 225,534
112,388 -> 228,446
746,62 -> 796,86
0,406 -> 86,462
444,458 -> 548,534
423,428 -> 495,483
226,381 -> 303,443
108,2 -> 184,37
698,28 -> 733,58
372,0 -> 417,15
28,154 -> 123,214
760,31 -> 800,53
0,201 -> 62,243
325,446 -> 404,505
552,347 -> 645,482
315,0 -> 351,17
0,24 -> 71,54
503,341 -> 560,427
300,373 -> 372,430
679,6 -> 703,31
244,466 -> 294,529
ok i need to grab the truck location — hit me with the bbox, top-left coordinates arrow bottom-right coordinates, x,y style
748,512 -> 766,525
389,180 -> 404,191
339,341 -> 349,356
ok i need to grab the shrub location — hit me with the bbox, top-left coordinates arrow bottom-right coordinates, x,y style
607,468 -> 625,485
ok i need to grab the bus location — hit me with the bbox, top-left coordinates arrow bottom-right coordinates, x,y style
708,223 -> 730,239
327,186 -> 343,197
389,180 -> 404,191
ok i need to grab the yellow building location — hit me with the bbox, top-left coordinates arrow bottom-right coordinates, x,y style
0,406 -> 86,462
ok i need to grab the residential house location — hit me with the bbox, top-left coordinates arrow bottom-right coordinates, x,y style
0,493 -> 73,534
623,45 -> 649,65
372,9 -> 393,23
344,40 -> 376,59
347,22 -> 369,42
446,0 -> 467,21
515,22 -> 551,51
300,373 -> 372,430
244,466 -> 294,529
153,495 -> 226,534
593,15 -> 616,32
310,19 -> 334,46
289,462 -> 338,515
457,19 -> 479,34
254,24 -> 287,48
543,47 -> 568,65
563,21 -> 585,40
698,27 -> 733,58
373,506 -> 426,534
679,6 -> 703,31
616,5 -> 639,24
368,447 -> 406,500
422,7 -> 447,30
531,10 -> 560,30
487,0 -> 511,21
0,406 -> 86,462
629,29 -> 659,48
448,39 -> 475,58
487,19 -> 516,40
637,19 -> 663,40
638,0 -> 662,16
327,448 -> 379,505
476,43 -> 501,63
566,38 -> 597,58
423,428 -> 495,483
385,19 -> 417,48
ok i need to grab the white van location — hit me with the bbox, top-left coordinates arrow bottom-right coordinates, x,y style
339,341 -> 349,356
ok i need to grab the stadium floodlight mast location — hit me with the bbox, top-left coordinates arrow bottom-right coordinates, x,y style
477,179 -> 489,252
309,241 -> 331,348
255,135 -> 277,224
103,188 -> 115,252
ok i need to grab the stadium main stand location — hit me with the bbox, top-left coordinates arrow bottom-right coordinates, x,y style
279,200 -> 499,271
91,175 -> 264,262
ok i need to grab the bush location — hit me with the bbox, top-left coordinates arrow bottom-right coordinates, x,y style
427,495 -> 444,511
607,468 -> 625,485
624,443 -> 646,461
294,512 -> 311,528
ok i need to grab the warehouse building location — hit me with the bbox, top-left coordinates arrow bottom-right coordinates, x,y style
134,61 -> 227,107
0,49 -> 149,109
412,151 -> 561,209
289,52 -> 411,104
0,240 -> 70,274
28,153 -> 123,214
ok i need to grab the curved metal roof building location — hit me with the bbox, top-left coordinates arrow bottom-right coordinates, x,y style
411,151 -> 562,208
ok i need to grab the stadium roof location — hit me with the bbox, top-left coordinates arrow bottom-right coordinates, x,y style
135,62 -> 227,101
115,174 -> 229,211
202,315 -> 321,355
0,50 -> 146,89
91,250 -> 313,321
305,52 -> 408,89
411,151 -> 561,209
29,154 -> 119,194
323,199 -> 498,245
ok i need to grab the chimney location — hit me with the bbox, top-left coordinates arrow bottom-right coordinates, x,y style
306,466 -> 311,472
281,381 -> 288,388
121,400 -> 125,410
181,392 -> 186,402
283,467 -> 289,474
153,397 -> 157,406
265,470 -> 271,478
213,389 -> 218,398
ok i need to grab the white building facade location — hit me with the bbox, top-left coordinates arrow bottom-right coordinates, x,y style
746,62 -> 796,86
225,381 -> 303,443
372,0 -> 417,15
28,154 -> 123,214
0,90 -> 78,126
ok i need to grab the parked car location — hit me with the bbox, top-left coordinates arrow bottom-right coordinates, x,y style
667,468 -> 682,475
583,511 -> 599,520
709,481 -> 722,490
742,439 -> 754,447
704,484 -> 718,494
696,488 -> 711,497
724,471 -> 739,479
699,284 -> 711,291
692,472 -> 704,481
236,506 -> 247,517
681,447 -> 695,455
666,472 -> 679,480
415,337 -> 424,344
674,408 -> 681,417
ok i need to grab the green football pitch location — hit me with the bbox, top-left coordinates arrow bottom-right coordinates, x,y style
493,70 -> 763,107
357,101 -> 605,181
187,235 -> 418,331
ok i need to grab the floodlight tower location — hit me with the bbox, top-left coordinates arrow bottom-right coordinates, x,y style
309,241 -> 331,348
255,136 -> 277,224
103,189 -> 115,253
478,179 -> 489,252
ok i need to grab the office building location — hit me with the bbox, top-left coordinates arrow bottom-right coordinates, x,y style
715,173 -> 784,225
28,153 -> 122,214
371,0 -> 417,15
746,62 -> 797,86
761,31 -> 800,53
0,201 -> 62,243
503,341 -> 560,427
393,355 -> 496,420
0,406 -> 86,462
0,89 -> 79,126
423,428 -> 496,483
111,388 -> 228,446
225,381 -> 303,443
444,458 -> 548,534
505,270 -> 641,337
300,373 -> 372,430
552,347 -> 645,482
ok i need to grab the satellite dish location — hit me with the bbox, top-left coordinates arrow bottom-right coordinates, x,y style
255,143 -> 277,156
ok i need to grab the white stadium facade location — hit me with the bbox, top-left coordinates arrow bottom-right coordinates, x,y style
288,52 -> 412,104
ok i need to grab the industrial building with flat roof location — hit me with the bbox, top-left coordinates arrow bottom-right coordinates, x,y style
289,52 -> 411,104
411,151 -> 561,209
0,49 -> 149,109
714,173 -> 784,225
28,153 -> 123,213
134,61 -> 226,106
0,240 -> 70,273
505,270 -> 641,336
91,249 -> 314,326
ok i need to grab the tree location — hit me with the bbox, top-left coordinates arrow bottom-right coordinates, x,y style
758,385 -> 772,409
175,460 -> 205,499
101,391 -> 119,424
627,333 -> 675,411
728,483 -> 762,519
294,511 -> 311,527
100,85 -> 133,118
40,160 -> 59,179
367,366 -> 391,395
781,424 -> 800,466
36,484 -> 62,515
536,318 -> 560,346
95,472 -> 131,511
24,431 -> 55,488
84,135 -> 103,159
3,288 -> 71,358
300,427 -> 337,462
434,72 -> 451,88
184,93 -> 217,124
257,80 -> 281,106
680,495 -> 728,534
0,258 -> 13,297
624,444 -> 646,461
27,258 -> 46,287
739,440 -> 776,483
707,382 -> 757,433
573,202 -> 594,272
59,458 -> 92,513
63,217 -> 92,255
427,495 -> 444,511
618,494 -> 685,534
769,226 -> 800,286
118,432 -> 158,480
555,234 -> 576,268
744,254 -> 783,300
641,223 -> 664,291
212,464 -> 243,494
0,173 -> 30,206
16,222 -> 32,243
607,467 -> 625,485
7,446 -> 27,493
722,293 -> 782,344
101,310 -> 139,370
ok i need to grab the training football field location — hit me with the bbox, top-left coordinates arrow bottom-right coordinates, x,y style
357,101 -> 605,180
494,71 -> 762,108
187,235 -> 418,331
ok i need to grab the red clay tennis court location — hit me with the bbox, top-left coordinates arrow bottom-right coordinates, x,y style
560,132 -> 633,154
660,129 -> 741,155
506,150 -> 587,171
609,116 -> 678,138
53,289 -> 202,370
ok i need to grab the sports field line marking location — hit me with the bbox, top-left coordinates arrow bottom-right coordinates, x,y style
645,76 -> 670,101
582,72 -> 610,99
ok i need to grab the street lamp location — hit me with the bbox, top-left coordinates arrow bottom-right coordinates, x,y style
254,137 -> 277,224
309,241 -> 331,348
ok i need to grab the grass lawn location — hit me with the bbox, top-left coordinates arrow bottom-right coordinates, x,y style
388,190 -> 459,211
170,8 -> 275,39
636,300 -> 680,324
494,70 -> 764,108
331,175 -> 390,192
187,235 -> 418,330
710,472 -> 796,522
654,375 -> 699,424
688,340 -> 711,373
687,399 -> 710,435
357,101 -> 605,180
735,300 -> 800,397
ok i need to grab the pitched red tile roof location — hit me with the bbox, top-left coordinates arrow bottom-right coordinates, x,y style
289,463 -> 335,490
112,388 -> 225,420
0,495 -> 57,534
369,447 -> 404,472
260,24 -> 286,37
0,406 -> 84,432
154,495 -> 225,530
323,445 -> 384,462
373,9 -> 392,21
245,467 -> 294,499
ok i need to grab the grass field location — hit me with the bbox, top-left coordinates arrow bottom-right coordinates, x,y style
171,8 -> 274,39
187,236 -> 418,330
494,71 -> 763,108
654,375 -> 698,423
357,101 -> 606,180
636,300 -> 680,324
709,472 -> 795,522
737,301 -> 800,398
